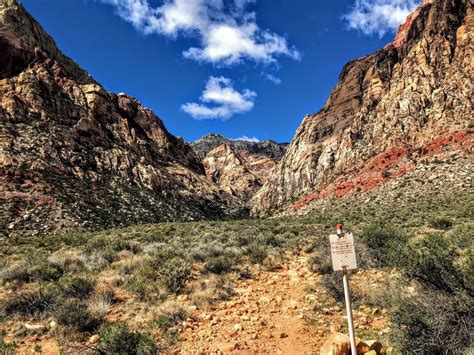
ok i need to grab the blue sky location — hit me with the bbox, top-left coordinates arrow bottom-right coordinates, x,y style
21,0 -> 419,143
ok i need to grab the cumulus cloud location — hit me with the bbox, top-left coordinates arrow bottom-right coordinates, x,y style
181,76 -> 256,120
232,136 -> 260,142
343,0 -> 420,37
99,0 -> 299,65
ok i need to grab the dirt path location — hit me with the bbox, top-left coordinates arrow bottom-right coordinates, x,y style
179,255 -> 335,354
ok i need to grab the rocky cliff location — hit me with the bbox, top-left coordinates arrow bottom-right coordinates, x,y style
252,0 -> 473,215
0,0 -> 244,237
203,144 -> 262,200
192,134 -> 288,199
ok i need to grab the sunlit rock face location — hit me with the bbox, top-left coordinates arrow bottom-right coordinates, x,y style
192,134 -> 288,201
252,0 -> 473,215
0,1 -> 245,237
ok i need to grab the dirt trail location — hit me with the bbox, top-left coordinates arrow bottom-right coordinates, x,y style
179,255 -> 336,354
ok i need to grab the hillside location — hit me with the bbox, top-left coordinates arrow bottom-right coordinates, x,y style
252,0 -> 473,215
0,0 -> 245,237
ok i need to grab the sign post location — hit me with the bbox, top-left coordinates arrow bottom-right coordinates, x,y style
329,224 -> 357,355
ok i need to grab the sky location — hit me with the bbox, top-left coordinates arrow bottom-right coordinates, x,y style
20,0 -> 420,143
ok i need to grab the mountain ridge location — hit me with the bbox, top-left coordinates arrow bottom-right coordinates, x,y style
251,0 -> 473,215
0,0 -> 246,237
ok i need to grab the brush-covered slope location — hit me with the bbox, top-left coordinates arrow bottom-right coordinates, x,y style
252,0 -> 473,215
0,0 -> 244,237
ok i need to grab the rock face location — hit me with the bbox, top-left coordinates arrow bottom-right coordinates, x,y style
252,0 -> 473,215
203,144 -> 262,200
0,0 -> 244,237
192,134 -> 288,200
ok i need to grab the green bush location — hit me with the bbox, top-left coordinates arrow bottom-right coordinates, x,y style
155,301 -> 188,336
61,277 -> 95,300
28,261 -> 63,282
54,299 -> 103,332
127,276 -> 154,301
321,272 -> 346,302
1,287 -> 58,317
390,291 -> 473,353
204,256 -> 233,274
404,233 -> 470,294
389,226 -> 474,353
98,322 -> 157,355
430,216 -> 453,230
0,330 -> 16,354
246,243 -> 267,264
157,258 -> 192,293
359,222 -> 408,267
0,257 -> 63,284
101,248 -> 119,263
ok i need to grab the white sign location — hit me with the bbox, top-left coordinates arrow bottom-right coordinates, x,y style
329,232 -> 357,271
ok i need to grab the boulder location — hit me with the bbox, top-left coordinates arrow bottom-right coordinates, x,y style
320,333 -> 350,355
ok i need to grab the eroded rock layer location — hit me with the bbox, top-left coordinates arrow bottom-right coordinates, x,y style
203,144 -> 262,200
252,0 -> 473,215
0,1 -> 243,237
192,134 -> 288,200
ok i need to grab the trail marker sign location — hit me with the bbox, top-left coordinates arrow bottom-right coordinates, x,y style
329,232 -> 357,271
330,225 -> 357,355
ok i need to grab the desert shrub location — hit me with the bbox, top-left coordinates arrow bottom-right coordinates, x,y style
262,252 -> 283,271
98,322 -> 157,355
430,216 -> 453,230
28,260 -> 63,282
246,242 -> 267,264
0,262 -> 31,284
54,299 -> 103,332
256,233 -> 280,247
61,277 -> 95,300
404,233 -> 472,295
359,222 -> 408,267
128,256 -> 191,299
0,330 -> 16,354
84,252 -> 109,271
189,242 -> 224,261
308,240 -> 332,274
101,248 -> 119,263
128,276 -> 154,300
157,258 -> 192,293
87,294 -> 112,320
204,256 -> 233,274
233,234 -> 253,247
0,257 -> 63,284
390,290 -> 473,353
191,275 -> 234,308
321,272 -> 346,303
156,301 -> 188,330
48,250 -> 85,273
1,287 -> 58,317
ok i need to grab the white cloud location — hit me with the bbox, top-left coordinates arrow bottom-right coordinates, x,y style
233,136 -> 260,142
343,0 -> 420,37
181,76 -> 256,120
262,73 -> 282,85
99,0 -> 299,65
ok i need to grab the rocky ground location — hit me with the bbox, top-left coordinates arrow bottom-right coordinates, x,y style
178,255 -> 389,354
1,254 -> 391,354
